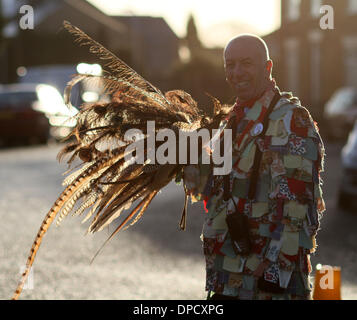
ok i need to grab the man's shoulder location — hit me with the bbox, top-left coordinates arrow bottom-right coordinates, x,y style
271,92 -> 313,121
269,92 -> 297,120
269,91 -> 322,139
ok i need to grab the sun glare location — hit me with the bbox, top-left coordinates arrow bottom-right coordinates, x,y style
87,0 -> 281,47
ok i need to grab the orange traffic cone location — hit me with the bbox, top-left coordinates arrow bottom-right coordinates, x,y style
313,264 -> 341,300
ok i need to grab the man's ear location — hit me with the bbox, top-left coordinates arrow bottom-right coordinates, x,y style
266,60 -> 273,75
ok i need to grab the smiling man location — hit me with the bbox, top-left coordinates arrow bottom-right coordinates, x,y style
183,34 -> 326,300
224,35 -> 272,103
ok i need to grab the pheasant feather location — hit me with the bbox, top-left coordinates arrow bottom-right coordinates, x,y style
12,21 -> 232,300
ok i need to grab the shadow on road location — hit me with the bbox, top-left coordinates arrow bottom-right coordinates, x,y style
109,182 -> 206,258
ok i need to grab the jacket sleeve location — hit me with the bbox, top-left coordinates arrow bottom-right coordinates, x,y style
179,118 -> 230,203
264,105 -> 325,266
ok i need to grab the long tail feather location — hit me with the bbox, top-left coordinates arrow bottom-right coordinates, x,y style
12,181 -> 88,300
12,147 -> 127,299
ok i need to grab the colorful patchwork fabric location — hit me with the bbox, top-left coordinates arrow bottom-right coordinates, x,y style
181,86 -> 325,300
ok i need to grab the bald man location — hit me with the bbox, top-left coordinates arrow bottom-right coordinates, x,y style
183,34 -> 326,300
224,35 -> 273,103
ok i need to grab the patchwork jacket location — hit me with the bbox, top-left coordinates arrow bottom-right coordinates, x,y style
182,86 -> 325,300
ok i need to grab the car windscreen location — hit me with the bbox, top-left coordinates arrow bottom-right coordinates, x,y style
343,121 -> 357,168
329,90 -> 357,113
0,91 -> 38,109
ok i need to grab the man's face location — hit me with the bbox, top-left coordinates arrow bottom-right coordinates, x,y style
224,39 -> 271,102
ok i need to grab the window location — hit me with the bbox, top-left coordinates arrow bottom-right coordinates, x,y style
287,0 -> 301,21
347,0 -> 357,14
309,30 -> 323,104
284,38 -> 300,95
1,0 -> 17,18
311,0 -> 322,18
343,37 -> 357,88
178,45 -> 191,64
1,0 -> 27,18
310,44 -> 321,103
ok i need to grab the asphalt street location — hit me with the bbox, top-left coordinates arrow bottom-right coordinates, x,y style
0,142 -> 356,300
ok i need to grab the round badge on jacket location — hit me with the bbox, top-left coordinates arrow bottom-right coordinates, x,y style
251,123 -> 264,136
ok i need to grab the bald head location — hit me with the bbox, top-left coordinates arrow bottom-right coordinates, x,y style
224,34 -> 270,64
223,34 -> 273,102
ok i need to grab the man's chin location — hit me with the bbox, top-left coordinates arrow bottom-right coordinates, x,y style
235,90 -> 254,102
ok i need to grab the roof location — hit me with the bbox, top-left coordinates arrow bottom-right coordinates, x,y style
113,15 -> 178,39
3,0 -> 127,37
65,0 -> 127,34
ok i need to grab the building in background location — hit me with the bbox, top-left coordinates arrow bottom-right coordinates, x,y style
3,0 -> 356,122
0,0 -> 183,93
112,15 -> 180,91
183,14 -> 224,68
0,0 -> 130,85
264,0 -> 357,122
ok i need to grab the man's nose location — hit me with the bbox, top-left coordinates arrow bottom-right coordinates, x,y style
232,64 -> 245,78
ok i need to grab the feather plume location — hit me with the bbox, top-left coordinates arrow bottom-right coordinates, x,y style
12,21 -> 232,300
63,21 -> 166,100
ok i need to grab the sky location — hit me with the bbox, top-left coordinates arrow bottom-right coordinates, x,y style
87,0 -> 281,48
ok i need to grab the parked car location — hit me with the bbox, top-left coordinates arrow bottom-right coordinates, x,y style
0,83 -> 78,146
0,84 -> 50,145
18,65 -> 82,106
337,120 -> 357,211
324,87 -> 357,141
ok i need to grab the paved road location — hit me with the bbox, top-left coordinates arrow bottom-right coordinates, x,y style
0,142 -> 356,300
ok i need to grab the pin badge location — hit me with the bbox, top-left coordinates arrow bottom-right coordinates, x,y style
251,123 -> 264,136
